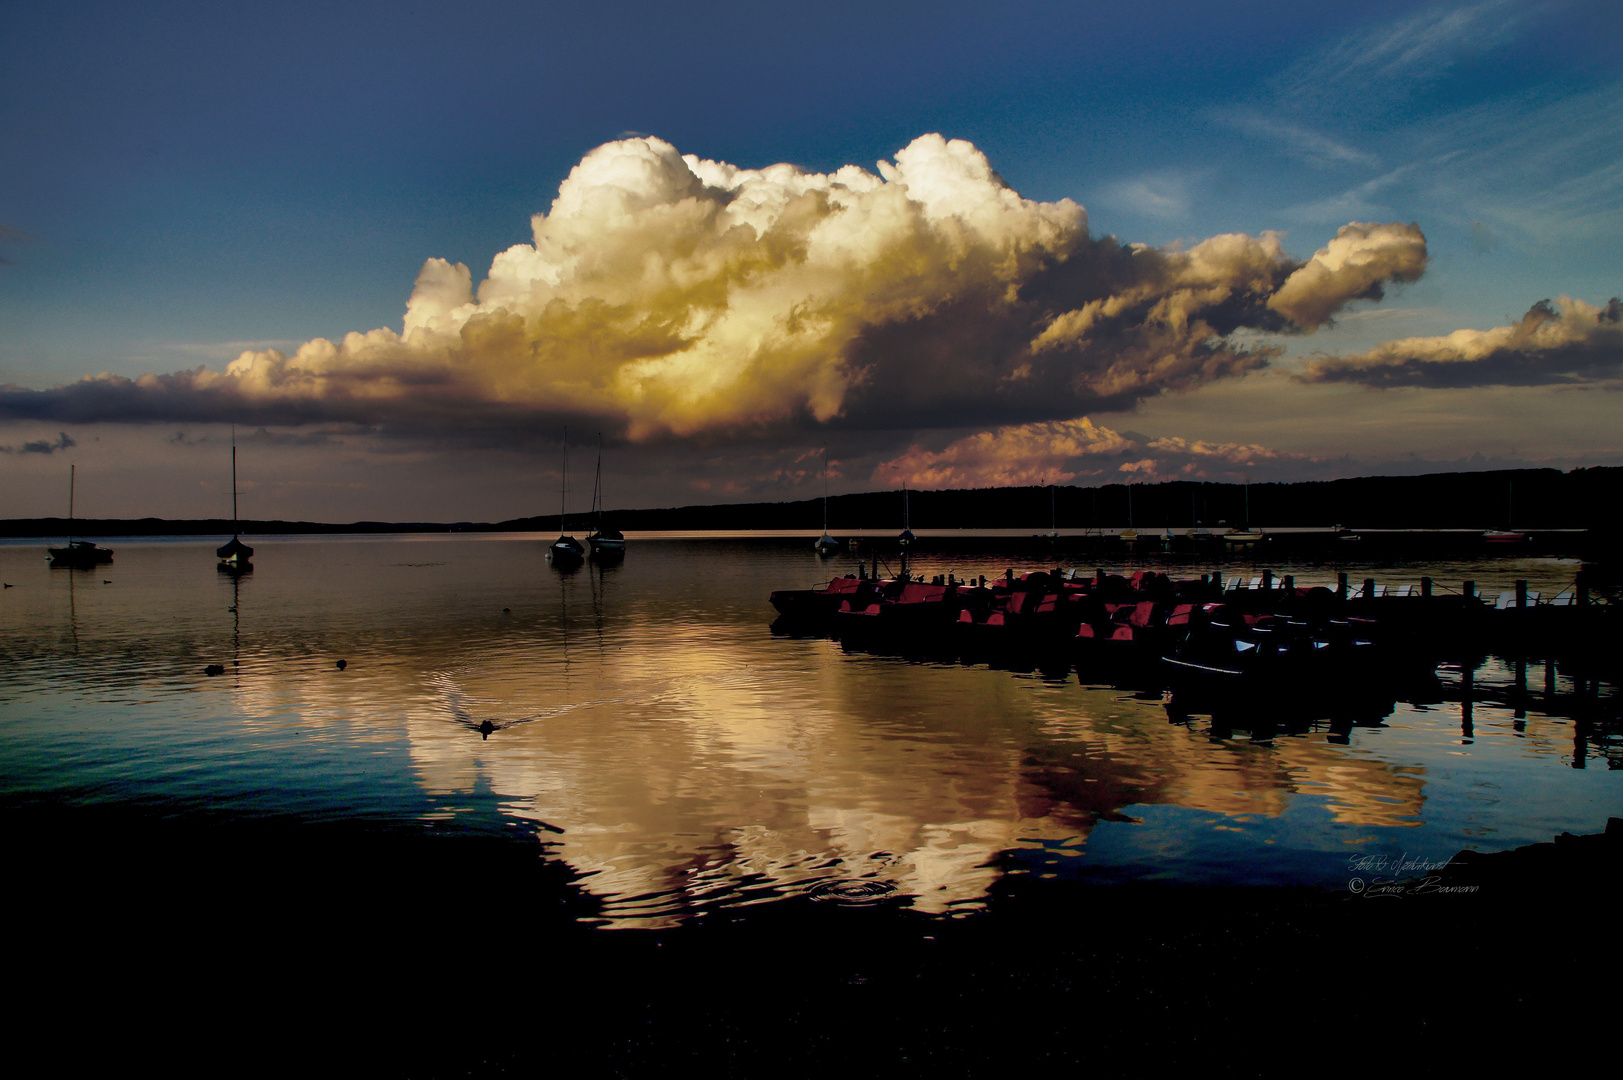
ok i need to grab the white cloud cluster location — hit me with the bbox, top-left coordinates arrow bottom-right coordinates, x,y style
2,135 -> 1428,439
1305,296 -> 1623,387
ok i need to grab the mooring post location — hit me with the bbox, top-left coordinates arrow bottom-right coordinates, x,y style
1463,580 -> 1476,601
1362,577 -> 1376,600
1282,574 -> 1294,594
1515,579 -> 1528,610
1577,571 -> 1589,607
1337,572 -> 1348,600
1420,576 -> 1432,598
1212,570 -> 1222,589
1261,569 -> 1273,592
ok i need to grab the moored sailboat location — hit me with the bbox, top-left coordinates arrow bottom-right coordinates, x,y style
815,447 -> 840,555
47,465 -> 114,568
549,428 -> 586,567
216,430 -> 254,572
585,434 -> 625,560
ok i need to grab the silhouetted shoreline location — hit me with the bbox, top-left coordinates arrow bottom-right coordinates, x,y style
3,465 -> 1620,539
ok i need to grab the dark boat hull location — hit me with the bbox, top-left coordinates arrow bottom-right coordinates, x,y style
48,541 -> 113,568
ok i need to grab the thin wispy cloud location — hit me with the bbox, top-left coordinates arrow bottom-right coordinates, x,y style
1219,111 -> 1378,169
1271,0 -> 1531,119
1420,84 -> 1623,243
1284,161 -> 1431,223
1102,173 -> 1195,220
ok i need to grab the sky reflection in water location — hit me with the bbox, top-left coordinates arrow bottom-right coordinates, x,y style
1,536 -> 1617,928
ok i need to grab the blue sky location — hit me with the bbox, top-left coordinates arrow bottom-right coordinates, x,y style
2,1 -> 1619,520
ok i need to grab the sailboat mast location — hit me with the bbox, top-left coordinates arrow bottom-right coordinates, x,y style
69,463 -> 75,543
592,433 -> 604,530
560,427 -> 568,533
231,440 -> 239,535
823,447 -> 829,532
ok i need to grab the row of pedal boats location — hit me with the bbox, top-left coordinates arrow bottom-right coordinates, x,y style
771,566 -> 1419,713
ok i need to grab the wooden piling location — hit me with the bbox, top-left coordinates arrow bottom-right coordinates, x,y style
1362,577 -> 1375,600
1515,579 -> 1528,609
1337,572 -> 1348,600
1420,576 -> 1432,597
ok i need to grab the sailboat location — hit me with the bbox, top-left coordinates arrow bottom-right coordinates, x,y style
1483,479 -> 1529,543
815,448 -> 840,555
898,483 -> 915,549
216,429 -> 254,572
548,428 -> 586,567
585,434 -> 625,559
1224,480 -> 1265,549
47,464 -> 114,568
1119,481 -> 1138,545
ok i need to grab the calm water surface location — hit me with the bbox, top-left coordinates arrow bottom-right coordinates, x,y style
2,535 -> 1617,929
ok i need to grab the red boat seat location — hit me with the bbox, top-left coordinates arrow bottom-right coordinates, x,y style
1126,601 -> 1158,628
1166,603 -> 1196,627
827,577 -> 860,595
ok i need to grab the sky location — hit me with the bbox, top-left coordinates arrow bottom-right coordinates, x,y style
2,0 -> 1619,522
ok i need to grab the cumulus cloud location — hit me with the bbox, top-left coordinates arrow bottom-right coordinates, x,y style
1303,296 -> 1623,388
1265,222 -> 1427,328
0,135 -> 1426,439
877,417 -> 1304,488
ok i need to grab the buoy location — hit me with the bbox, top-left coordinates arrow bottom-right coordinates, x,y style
478,720 -> 496,739
336,659 -> 347,670
205,664 -> 225,676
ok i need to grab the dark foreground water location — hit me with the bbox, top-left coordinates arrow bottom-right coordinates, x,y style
3,535 -> 1619,1076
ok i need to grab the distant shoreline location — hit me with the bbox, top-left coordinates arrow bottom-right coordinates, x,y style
3,465 -> 1618,538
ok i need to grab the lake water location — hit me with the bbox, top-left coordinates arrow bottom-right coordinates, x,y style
3,534 -> 1618,1072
